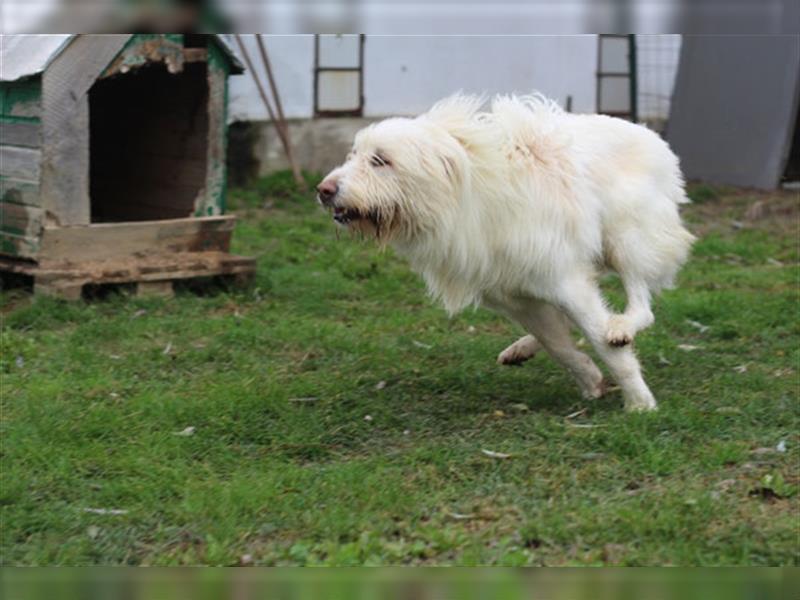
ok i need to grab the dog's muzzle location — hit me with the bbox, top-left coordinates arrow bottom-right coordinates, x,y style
317,180 -> 339,206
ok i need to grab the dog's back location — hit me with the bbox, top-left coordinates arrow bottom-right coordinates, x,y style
430,94 -> 695,294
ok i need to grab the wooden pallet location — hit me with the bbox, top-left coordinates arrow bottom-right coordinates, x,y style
0,251 -> 256,300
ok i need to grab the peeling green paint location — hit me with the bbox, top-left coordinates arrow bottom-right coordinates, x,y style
101,34 -> 186,78
0,179 -> 40,207
0,78 -> 42,118
0,231 -> 39,258
206,40 -> 231,216
0,115 -> 40,125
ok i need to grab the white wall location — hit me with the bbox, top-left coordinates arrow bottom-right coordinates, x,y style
227,35 -> 598,122
226,35 -> 680,124
227,35 -> 315,121
363,36 -> 597,116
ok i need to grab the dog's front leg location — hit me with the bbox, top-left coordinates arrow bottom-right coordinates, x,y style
497,335 -> 542,365
504,300 -> 607,400
554,277 -> 657,412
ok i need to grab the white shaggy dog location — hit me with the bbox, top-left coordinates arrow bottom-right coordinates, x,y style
318,93 -> 695,411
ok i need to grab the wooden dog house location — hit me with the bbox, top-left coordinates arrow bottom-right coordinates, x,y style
0,34 -> 255,298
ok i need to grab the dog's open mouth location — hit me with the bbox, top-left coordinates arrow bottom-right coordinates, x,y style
332,206 -> 366,225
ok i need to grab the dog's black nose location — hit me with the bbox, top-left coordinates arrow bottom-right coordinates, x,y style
317,180 -> 339,205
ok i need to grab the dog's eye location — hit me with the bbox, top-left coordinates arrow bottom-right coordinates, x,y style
370,154 -> 390,167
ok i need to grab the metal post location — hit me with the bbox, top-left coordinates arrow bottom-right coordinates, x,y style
628,34 -> 638,123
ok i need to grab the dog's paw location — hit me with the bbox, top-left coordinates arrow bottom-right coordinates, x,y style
605,315 -> 634,347
624,394 -> 658,412
581,377 -> 610,400
497,335 -> 541,366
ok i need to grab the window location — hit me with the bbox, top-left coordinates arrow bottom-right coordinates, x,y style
596,34 -> 637,122
314,34 -> 364,117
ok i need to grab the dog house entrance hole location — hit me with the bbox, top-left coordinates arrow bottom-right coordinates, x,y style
89,62 -> 209,222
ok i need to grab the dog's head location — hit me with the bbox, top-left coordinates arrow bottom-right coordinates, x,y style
317,95 -> 484,242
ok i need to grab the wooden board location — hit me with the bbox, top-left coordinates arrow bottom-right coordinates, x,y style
100,34 -> 185,78
37,215 -> 236,263
0,250 -> 256,300
0,202 -> 44,237
0,178 -> 40,208
0,79 -> 42,119
0,121 -> 41,147
0,146 -> 41,181
201,41 -> 230,217
0,231 -> 39,258
40,35 -> 129,225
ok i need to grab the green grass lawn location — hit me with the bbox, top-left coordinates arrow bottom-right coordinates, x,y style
1,175 -> 798,566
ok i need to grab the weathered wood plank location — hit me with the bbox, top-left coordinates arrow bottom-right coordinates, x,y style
201,42 -> 229,217
183,48 -> 208,63
0,178 -> 40,207
0,202 -> 44,238
0,230 -> 39,258
40,35 -> 129,225
0,146 -> 41,181
0,251 -> 256,287
0,121 -> 41,147
38,215 -> 236,262
100,34 -> 185,78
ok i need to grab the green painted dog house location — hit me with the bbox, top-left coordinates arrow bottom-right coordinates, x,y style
0,34 -> 254,298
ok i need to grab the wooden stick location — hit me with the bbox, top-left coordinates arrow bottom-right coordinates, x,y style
234,35 -> 304,191
256,35 -> 305,191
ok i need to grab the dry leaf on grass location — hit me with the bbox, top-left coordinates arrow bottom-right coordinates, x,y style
447,512 -> 476,520
686,319 -> 710,333
565,408 -> 587,420
83,508 -> 128,515
481,449 -> 512,459
678,344 -> 702,352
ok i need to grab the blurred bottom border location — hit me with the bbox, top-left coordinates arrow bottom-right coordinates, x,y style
1,567 -> 797,600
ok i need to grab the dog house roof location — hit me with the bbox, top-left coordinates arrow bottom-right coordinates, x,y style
0,34 -> 243,82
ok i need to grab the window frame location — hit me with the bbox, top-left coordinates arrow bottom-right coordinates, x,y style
596,34 -> 638,122
313,34 -> 365,118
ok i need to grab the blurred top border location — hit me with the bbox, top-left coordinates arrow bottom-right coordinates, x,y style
2,0 -> 798,35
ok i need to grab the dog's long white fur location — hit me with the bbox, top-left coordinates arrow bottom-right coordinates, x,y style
321,93 -> 695,411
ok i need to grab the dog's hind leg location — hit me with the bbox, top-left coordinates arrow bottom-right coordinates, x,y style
497,335 -> 542,366
512,302 -> 607,400
555,277 -> 657,411
605,276 -> 655,347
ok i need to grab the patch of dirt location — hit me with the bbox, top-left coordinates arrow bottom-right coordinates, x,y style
684,186 -> 799,237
